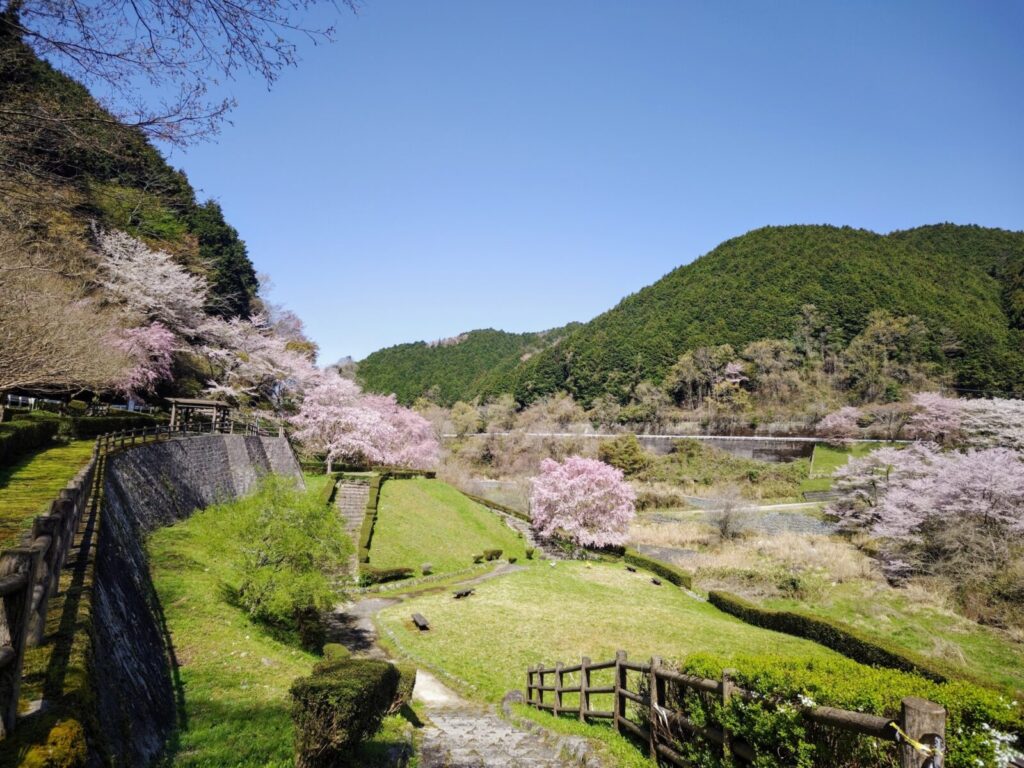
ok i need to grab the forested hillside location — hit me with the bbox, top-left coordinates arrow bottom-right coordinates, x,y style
362,225 -> 1024,406
358,326 -> 577,405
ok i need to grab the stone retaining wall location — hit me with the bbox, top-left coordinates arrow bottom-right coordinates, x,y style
90,435 -> 302,766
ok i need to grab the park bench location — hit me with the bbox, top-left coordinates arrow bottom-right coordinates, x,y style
651,578 -> 662,586
412,613 -> 430,631
625,565 -> 637,572
454,589 -> 475,599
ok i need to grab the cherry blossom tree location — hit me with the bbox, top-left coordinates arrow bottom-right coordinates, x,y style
908,392 -> 1024,451
816,406 -> 860,439
290,374 -> 439,472
94,228 -> 209,337
529,456 -> 636,548
109,322 -> 175,397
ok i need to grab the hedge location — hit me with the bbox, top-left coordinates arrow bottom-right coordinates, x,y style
673,652 -> 1023,768
60,413 -> 158,439
318,477 -> 338,507
623,547 -> 693,589
291,658 -> 399,768
388,663 -> 417,715
708,591 -> 948,682
0,419 -> 60,465
358,566 -> 414,587
459,491 -> 530,522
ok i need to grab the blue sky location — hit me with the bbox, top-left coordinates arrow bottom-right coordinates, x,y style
166,1 -> 1024,364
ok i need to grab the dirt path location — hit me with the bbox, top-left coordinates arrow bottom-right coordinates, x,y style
330,564 -> 598,767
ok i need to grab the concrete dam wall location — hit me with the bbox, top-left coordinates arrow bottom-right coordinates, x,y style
91,435 -> 302,766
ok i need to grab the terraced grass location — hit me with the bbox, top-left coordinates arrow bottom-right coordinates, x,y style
376,561 -> 846,706
0,440 -> 95,548
371,478 -> 527,574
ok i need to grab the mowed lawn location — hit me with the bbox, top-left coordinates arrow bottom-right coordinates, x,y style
0,441 -> 96,548
377,561 -> 845,705
371,478 -> 527,574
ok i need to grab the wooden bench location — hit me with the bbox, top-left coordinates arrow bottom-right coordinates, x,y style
412,613 -> 430,631
625,565 -> 637,573
651,578 -> 662,586
454,589 -> 475,599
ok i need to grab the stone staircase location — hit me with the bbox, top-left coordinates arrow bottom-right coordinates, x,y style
336,481 -> 369,538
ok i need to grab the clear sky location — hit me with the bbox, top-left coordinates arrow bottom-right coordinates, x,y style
165,1 -> 1024,364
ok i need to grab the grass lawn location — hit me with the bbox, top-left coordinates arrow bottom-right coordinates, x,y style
377,561 -> 845,705
371,478 -> 527,574
763,583 -> 1024,695
0,440 -> 95,548
149,475 -> 407,767
808,441 -> 888,478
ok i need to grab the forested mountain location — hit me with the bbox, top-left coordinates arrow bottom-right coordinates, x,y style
360,225 -> 1024,406
0,24 -> 259,321
357,326 -> 578,406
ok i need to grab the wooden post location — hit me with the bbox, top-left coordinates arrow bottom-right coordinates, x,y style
554,662 -> 563,716
526,665 -> 533,705
898,697 -> 945,768
649,656 -> 662,759
536,668 -> 544,709
0,548 -> 42,738
722,668 -> 736,763
579,656 -> 590,722
614,650 -> 628,734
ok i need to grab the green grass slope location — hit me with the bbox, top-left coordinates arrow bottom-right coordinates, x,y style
0,441 -> 95,548
357,326 -> 577,405
370,478 -> 527,574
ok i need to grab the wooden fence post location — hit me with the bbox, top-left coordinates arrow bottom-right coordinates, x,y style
898,697 -> 945,768
649,656 -> 662,759
579,656 -> 590,722
614,650 -> 628,734
537,668 -> 544,710
554,662 -> 563,716
526,665 -> 533,705
0,547 -> 42,738
722,668 -> 736,763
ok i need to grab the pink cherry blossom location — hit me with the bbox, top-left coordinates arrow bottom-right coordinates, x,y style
529,456 -> 636,548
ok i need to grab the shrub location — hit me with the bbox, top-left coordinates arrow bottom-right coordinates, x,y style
0,418 -> 59,465
318,478 -> 338,507
707,591 -> 949,682
322,643 -> 351,662
483,549 -> 503,561
421,563 -> 433,576
20,718 -> 88,768
508,557 -> 517,564
291,659 -> 399,768
388,663 -> 417,715
236,478 -> 348,632
623,547 -> 693,589
472,554 -> 484,564
661,653 -> 1023,768
359,566 -> 414,587
61,413 -> 157,438
525,547 -> 535,559
597,434 -> 653,476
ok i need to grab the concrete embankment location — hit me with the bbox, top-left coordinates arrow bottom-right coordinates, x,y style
90,435 -> 301,766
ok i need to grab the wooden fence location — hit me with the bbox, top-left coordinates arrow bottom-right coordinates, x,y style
526,651 -> 946,768
0,424 -> 243,738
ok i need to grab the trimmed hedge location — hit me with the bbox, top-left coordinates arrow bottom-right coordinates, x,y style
0,419 -> 60,465
291,658 -> 399,768
483,549 -> 503,561
319,477 -> 338,507
459,491 -> 530,522
623,547 -> 693,589
359,566 -> 414,587
388,663 -> 417,716
708,591 -> 948,682
61,413 -> 158,439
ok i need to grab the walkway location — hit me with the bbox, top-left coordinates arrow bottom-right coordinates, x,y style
330,564 -> 599,768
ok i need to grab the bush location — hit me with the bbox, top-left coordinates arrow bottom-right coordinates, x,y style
483,549 -> 503,561
388,663 -> 417,715
20,718 -> 88,768
0,418 -> 59,465
660,653 -> 1023,768
472,554 -> 484,564
322,643 -> 351,662
319,478 -> 338,507
525,547 -> 535,559
236,478 -> 348,632
623,547 -> 693,589
421,563 -> 433,576
707,591 -> 948,682
359,566 -> 414,587
291,659 -> 399,768
597,434 -> 653,476
61,413 -> 157,438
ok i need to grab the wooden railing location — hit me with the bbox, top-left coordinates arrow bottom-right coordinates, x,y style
526,651 -> 946,768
